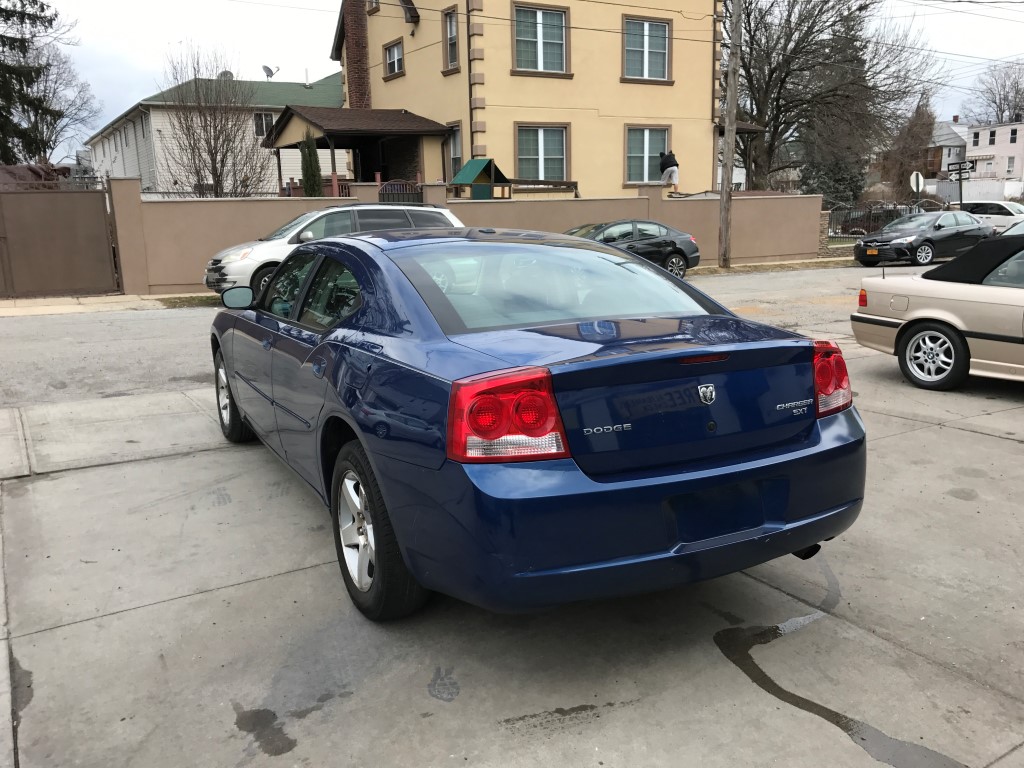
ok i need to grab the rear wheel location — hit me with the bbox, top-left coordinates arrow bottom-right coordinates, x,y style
215,351 -> 254,442
897,322 -> 969,390
664,253 -> 688,278
330,442 -> 428,620
250,264 -> 277,297
912,242 -> 935,266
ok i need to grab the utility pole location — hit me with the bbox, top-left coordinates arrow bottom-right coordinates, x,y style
718,0 -> 743,268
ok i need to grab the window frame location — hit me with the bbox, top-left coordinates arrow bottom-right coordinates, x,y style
295,256 -> 366,332
510,2 -> 572,79
447,121 -> 463,180
514,122 -> 570,182
973,132 -> 980,147
258,250 -> 321,322
623,124 -> 671,185
1012,128 -> 1018,144
383,38 -> 406,81
253,112 -> 274,138
1009,156 -> 1016,174
621,15 -> 673,85
441,6 -> 460,74
366,0 -> 380,14
989,129 -> 997,145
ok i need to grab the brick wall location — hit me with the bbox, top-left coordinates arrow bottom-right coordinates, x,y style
818,210 -> 854,259
343,0 -> 372,109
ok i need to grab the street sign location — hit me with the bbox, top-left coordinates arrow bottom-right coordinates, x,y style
948,160 -> 976,172
948,171 -> 971,182
910,171 -> 924,193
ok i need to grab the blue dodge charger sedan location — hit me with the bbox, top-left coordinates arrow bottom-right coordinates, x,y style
211,228 -> 866,620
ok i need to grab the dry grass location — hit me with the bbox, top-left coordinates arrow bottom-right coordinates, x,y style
691,258 -> 859,277
156,295 -> 221,309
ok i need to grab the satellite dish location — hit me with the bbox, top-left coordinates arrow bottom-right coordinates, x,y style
216,70 -> 234,80
262,65 -> 280,81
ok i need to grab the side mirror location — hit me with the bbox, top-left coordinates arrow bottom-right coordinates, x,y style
221,286 -> 254,309
299,230 -> 316,242
934,223 -> 943,230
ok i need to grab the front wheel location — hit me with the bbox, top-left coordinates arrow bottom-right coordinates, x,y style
897,322 -> 969,390
215,351 -> 254,442
250,264 -> 277,297
664,253 -> 688,278
912,243 -> 935,266
331,442 -> 428,620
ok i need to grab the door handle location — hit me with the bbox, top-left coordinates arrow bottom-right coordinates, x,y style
262,336 -> 273,351
311,357 -> 327,378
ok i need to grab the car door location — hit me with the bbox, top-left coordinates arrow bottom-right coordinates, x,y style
292,210 -> 354,243
955,212 -> 988,249
271,249 -> 370,490
932,212 -> 963,257
594,221 -> 636,249
230,250 -> 319,453
970,250 -> 1024,370
630,221 -> 673,264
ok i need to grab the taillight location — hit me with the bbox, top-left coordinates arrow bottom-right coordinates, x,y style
813,341 -> 852,418
690,236 -> 698,244
447,367 -> 571,463
858,289 -> 867,307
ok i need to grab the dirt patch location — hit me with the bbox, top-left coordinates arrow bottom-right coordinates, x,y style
156,295 -> 221,309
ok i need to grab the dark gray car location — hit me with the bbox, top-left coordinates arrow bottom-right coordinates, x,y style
566,220 -> 700,278
854,211 -> 993,267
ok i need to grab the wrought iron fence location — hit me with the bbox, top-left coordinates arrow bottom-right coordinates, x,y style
827,202 -> 940,243
378,179 -> 422,203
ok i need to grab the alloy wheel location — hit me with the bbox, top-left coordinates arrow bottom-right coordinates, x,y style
338,470 -> 376,592
913,244 -> 934,265
665,255 -> 687,278
216,361 -> 231,428
906,330 -> 954,382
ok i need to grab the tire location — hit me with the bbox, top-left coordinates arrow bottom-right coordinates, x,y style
330,441 -> 428,620
911,242 -> 935,266
250,264 -> 277,297
215,351 -> 255,442
897,322 -> 970,391
856,260 -> 879,267
664,253 -> 688,278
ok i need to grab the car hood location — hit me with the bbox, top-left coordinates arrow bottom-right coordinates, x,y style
213,239 -> 290,260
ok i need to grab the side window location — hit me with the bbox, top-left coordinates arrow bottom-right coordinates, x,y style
636,222 -> 663,239
408,209 -> 454,227
993,204 -> 1012,216
959,203 -> 977,214
938,213 -> 956,228
982,251 -> 1024,288
322,211 -> 354,237
260,251 -> 318,320
297,258 -> 364,331
599,222 -> 635,243
355,209 -> 413,230
954,213 -> 975,227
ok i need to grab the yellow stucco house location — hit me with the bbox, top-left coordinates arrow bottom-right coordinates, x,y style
271,0 -> 721,198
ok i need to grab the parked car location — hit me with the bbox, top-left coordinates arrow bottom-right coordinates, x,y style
851,235 -> 1024,390
830,204 -> 922,237
203,203 -> 464,294
1000,218 -> 1024,236
854,211 -> 992,266
565,220 -> 700,277
210,228 -> 865,620
954,201 -> 1024,234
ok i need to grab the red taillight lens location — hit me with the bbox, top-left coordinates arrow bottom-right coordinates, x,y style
858,289 -> 867,308
447,367 -> 571,463
813,341 -> 853,418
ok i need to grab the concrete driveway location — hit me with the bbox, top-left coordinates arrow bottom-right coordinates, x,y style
1,267 -> 1022,768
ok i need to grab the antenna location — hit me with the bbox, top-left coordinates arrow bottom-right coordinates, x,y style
304,68 -> 312,89
262,65 -> 279,81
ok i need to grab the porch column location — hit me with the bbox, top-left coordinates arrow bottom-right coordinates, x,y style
327,136 -> 339,197
275,149 -> 283,197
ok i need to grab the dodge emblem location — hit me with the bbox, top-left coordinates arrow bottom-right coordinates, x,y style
698,384 -> 716,405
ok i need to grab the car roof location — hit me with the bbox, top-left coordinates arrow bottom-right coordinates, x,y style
322,202 -> 448,210
332,227 -> 611,252
923,234 -> 1024,284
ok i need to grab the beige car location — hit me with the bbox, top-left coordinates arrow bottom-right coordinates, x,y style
850,237 -> 1024,389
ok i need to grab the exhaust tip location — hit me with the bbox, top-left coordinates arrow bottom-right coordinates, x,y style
792,543 -> 821,561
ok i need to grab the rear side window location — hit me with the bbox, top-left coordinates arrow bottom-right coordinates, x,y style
391,241 -> 719,334
636,222 -> 667,239
260,251 -> 318,319
954,213 -> 975,227
982,251 -> 1024,288
407,209 -> 454,227
297,257 -> 363,330
355,209 -> 413,231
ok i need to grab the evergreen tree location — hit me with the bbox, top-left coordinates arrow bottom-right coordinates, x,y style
0,0 -> 58,163
299,128 -> 322,197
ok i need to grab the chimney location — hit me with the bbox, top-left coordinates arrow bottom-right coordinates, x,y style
343,0 -> 372,109
952,115 -> 959,123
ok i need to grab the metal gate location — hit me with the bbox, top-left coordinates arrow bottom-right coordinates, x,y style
378,179 -> 422,204
0,189 -> 118,298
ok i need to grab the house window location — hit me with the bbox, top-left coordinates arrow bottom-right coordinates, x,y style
624,18 -> 669,80
1012,129 -> 1018,144
516,125 -> 566,180
114,132 -> 119,151
986,160 -> 993,175
141,113 -> 148,138
973,132 -> 979,147
254,112 -> 274,137
989,130 -> 996,145
1009,156 -> 1016,174
123,125 -> 130,147
443,8 -> 459,71
366,0 -> 380,12
625,126 -> 668,183
514,5 -> 567,74
449,123 -> 463,178
384,39 -> 405,79
946,147 -> 951,158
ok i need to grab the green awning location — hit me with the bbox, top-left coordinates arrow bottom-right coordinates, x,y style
451,158 -> 509,185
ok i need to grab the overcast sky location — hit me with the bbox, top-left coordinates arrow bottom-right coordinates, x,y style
48,0 -> 1023,158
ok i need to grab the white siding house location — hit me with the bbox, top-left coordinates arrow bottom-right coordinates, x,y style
86,74 -> 345,197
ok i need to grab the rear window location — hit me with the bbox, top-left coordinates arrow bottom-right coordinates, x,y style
408,209 -> 454,227
391,241 -> 719,334
355,209 -> 412,230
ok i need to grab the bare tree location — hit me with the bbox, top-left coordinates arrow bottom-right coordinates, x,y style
961,60 -> 1024,124
722,0 -> 943,190
881,96 -> 935,199
15,43 -> 100,162
161,46 -> 273,198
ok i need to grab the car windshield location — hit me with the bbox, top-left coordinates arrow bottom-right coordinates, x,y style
391,240 -> 719,334
1004,201 -> 1024,215
564,223 -> 605,239
260,211 -> 321,241
1003,220 -> 1024,236
882,214 -> 935,231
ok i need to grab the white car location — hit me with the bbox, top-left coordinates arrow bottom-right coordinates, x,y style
956,201 -> 1024,234
203,203 -> 464,294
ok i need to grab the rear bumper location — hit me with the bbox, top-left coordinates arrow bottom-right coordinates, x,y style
850,313 -> 901,354
688,250 -> 701,268
378,408 -> 866,612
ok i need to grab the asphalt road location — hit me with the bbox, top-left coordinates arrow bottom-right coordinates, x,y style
2,264 -> 1022,768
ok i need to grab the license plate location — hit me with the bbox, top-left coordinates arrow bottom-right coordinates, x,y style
867,248 -> 878,255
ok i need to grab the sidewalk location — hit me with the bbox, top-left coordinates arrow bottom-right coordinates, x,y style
0,293 -> 211,318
